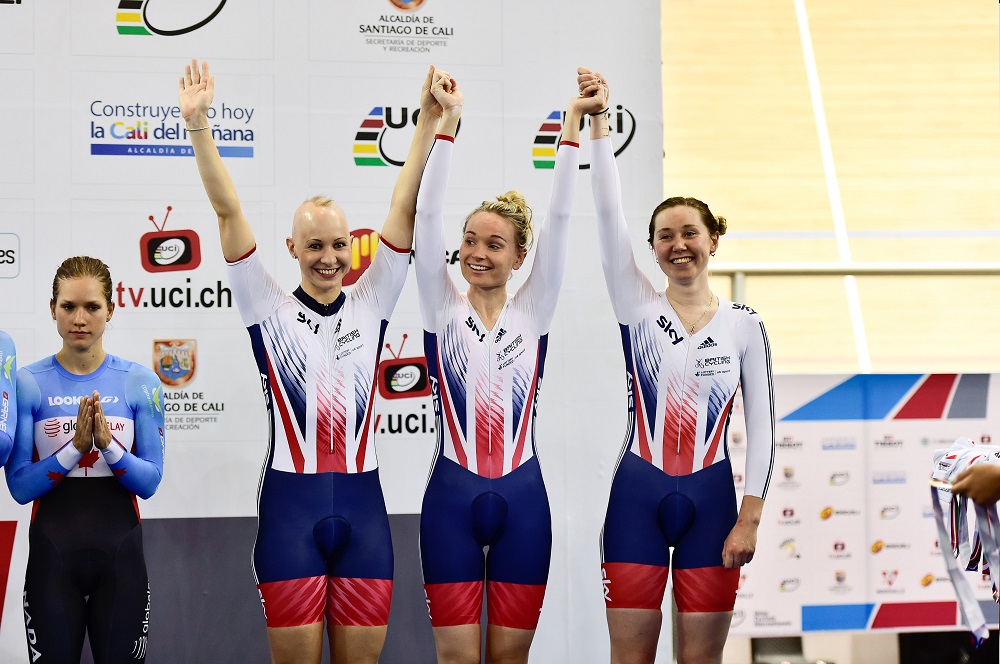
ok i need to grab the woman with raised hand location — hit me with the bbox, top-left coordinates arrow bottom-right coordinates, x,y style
413,69 -> 600,663
179,59 -> 443,664
7,256 -> 165,663
583,68 -> 775,664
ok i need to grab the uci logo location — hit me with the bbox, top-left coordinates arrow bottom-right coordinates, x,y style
116,0 -> 228,36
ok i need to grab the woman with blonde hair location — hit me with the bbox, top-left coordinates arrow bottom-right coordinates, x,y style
413,69 -> 604,663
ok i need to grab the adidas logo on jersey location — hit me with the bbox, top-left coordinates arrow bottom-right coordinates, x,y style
697,337 -> 717,350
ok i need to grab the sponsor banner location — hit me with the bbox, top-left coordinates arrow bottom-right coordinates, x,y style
70,0 -> 271,59
309,0 -> 502,65
309,75 -> 502,192
0,0 -> 32,54
72,71 -> 271,185
67,199 -> 240,321
730,373 -> 1000,637
0,70 -> 33,183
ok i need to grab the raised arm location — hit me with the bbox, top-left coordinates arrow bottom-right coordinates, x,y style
581,69 -> 653,323
379,66 -> 444,250
179,59 -> 255,262
519,72 -> 606,329
414,70 -> 463,331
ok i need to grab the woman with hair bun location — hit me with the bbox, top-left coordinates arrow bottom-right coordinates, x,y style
581,67 -> 775,664
7,255 -> 165,663
413,69 -> 603,663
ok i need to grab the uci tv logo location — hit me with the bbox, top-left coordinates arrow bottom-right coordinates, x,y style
378,334 -> 431,400
140,206 -> 202,273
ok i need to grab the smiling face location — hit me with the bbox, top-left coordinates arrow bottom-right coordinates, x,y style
650,205 -> 719,285
459,211 -> 527,290
51,276 -> 113,354
287,201 -> 353,302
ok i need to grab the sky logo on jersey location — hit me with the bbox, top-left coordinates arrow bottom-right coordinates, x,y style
532,105 -> 636,169
140,206 -> 202,273
116,0 -> 228,36
343,228 -> 380,287
782,373 -> 989,421
378,334 -> 431,399
153,339 -> 197,388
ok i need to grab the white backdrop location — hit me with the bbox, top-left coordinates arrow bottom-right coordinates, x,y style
1,2 -> 994,663
0,1 -> 664,661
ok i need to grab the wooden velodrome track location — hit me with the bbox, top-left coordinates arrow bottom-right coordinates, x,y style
661,1 -> 1000,374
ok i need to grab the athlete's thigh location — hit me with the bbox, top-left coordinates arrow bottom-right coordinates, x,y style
23,527 -> 87,663
606,608 -> 662,664
670,460 -> 737,571
487,457 -> 552,585
255,470 -> 329,628
267,623 -> 324,664
327,624 -> 387,664
86,524 -> 150,663
675,611 -> 732,664
323,471 -> 394,627
671,460 -> 739,614
420,457 -> 487,627
601,452 -> 673,610
254,469 -> 328,581
324,469 -> 393,581
485,623 -> 536,664
420,457 -> 486,584
601,452 -> 673,567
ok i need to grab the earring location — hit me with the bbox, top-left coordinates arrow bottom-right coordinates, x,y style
711,251 -> 716,257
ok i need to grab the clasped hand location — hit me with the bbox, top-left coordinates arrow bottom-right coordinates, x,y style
73,391 -> 114,454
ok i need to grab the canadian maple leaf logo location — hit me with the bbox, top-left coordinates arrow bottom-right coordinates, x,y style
46,471 -> 64,486
78,450 -> 100,474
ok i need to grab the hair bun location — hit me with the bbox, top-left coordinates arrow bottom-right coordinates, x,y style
495,190 -> 532,223
716,216 -> 728,236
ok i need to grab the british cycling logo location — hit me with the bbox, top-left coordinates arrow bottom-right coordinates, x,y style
0,233 -> 18,278
89,98 -> 255,158
141,206 -> 201,273
153,339 -> 197,388
354,107 -> 458,167
116,0 -> 227,36
532,105 -> 637,169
